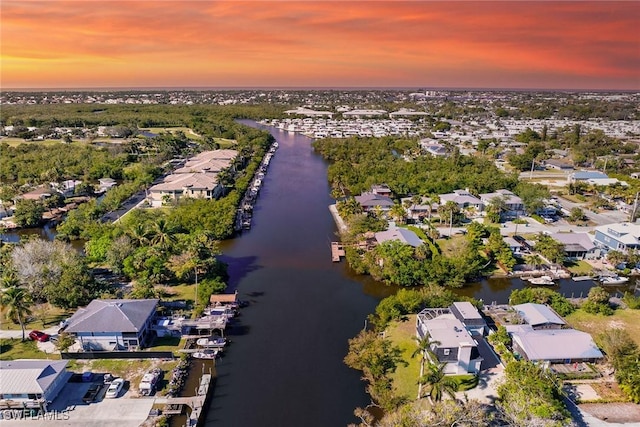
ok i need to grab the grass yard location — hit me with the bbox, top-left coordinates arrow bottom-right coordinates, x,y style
158,283 -> 196,305
0,338 -> 56,360
143,127 -> 202,140
385,315 -> 421,400
565,260 -> 594,275
565,308 -> 640,347
1,303 -> 72,331
436,235 -> 467,256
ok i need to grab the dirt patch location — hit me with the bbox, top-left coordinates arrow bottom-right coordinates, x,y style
590,382 -> 628,401
579,403 -> 640,423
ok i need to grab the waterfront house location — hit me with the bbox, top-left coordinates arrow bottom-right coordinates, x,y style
512,303 -> 565,330
98,177 -> 117,193
355,192 -> 394,212
594,222 -> 640,253
449,301 -> 487,336
148,173 -> 222,207
0,360 -> 70,410
173,149 -> 237,174
507,325 -> 603,364
504,236 -> 525,255
63,299 -> 158,351
550,232 -> 598,260
416,309 -> 483,374
374,227 -> 423,247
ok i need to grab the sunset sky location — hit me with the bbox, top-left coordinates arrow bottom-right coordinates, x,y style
2,1 -> 639,90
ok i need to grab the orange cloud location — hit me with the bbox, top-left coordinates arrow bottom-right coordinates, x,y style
1,1 -> 638,89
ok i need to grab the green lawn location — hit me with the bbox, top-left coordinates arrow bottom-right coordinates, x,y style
564,260 -> 594,275
565,308 -> 640,347
0,338 -> 56,360
385,315 -> 422,400
143,127 -> 202,140
158,283 -> 196,304
1,304 -> 72,331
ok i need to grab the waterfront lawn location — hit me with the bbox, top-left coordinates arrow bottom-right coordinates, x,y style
437,235 -> 467,257
158,283 -> 195,305
0,338 -> 55,360
565,260 -> 593,275
149,336 -> 184,353
385,315 -> 421,400
565,308 -> 640,347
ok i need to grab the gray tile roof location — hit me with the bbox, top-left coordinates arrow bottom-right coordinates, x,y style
355,192 -> 394,208
551,232 -> 595,251
65,299 -> 158,334
422,314 -> 477,349
0,360 -> 68,395
375,227 -> 423,247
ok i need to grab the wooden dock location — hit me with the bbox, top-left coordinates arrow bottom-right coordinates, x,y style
331,242 -> 345,262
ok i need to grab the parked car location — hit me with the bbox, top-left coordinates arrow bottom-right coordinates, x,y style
105,378 -> 125,398
82,384 -> 103,403
28,330 -> 50,342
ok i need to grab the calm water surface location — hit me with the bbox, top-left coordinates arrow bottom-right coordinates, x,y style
206,122 -> 379,427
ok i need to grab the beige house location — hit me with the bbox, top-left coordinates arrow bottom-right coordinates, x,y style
147,149 -> 237,207
148,172 -> 222,207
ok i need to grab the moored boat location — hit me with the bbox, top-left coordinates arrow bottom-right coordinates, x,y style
527,275 -> 555,285
600,275 -> 629,285
192,349 -> 219,359
196,336 -> 227,348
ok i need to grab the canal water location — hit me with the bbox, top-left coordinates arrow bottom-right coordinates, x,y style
207,121 -> 379,426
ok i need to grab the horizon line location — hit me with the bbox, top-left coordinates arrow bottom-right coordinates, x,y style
3,86 -> 639,93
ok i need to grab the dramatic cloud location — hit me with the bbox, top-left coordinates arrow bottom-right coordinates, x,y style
1,1 -> 638,89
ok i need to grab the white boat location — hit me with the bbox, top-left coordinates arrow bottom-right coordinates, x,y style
527,275 -> 555,285
600,275 -> 629,285
196,336 -> 227,348
192,349 -> 219,359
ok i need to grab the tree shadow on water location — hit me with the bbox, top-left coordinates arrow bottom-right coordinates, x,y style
218,255 -> 262,290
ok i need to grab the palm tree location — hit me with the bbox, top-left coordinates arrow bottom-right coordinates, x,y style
411,333 -> 440,399
149,218 -> 177,252
524,253 -> 543,270
127,223 -> 150,247
1,284 -> 33,341
418,362 -> 458,402
389,203 -> 407,224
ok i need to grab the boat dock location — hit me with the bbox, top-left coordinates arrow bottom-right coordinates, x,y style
234,142 -> 278,232
331,242 -> 345,262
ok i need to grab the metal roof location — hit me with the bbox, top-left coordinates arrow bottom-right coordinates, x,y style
511,328 -> 604,361
421,314 -> 477,349
513,303 -> 566,327
0,360 -> 68,395
65,299 -> 158,334
451,301 -> 483,320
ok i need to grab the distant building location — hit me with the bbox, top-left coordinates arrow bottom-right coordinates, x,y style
568,171 -> 627,187
342,109 -> 387,118
370,184 -> 393,197
354,192 -> 394,212
284,107 -> 333,118
439,189 -> 484,211
479,189 -> 525,218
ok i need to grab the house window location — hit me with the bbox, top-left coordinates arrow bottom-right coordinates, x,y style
444,349 -> 450,356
